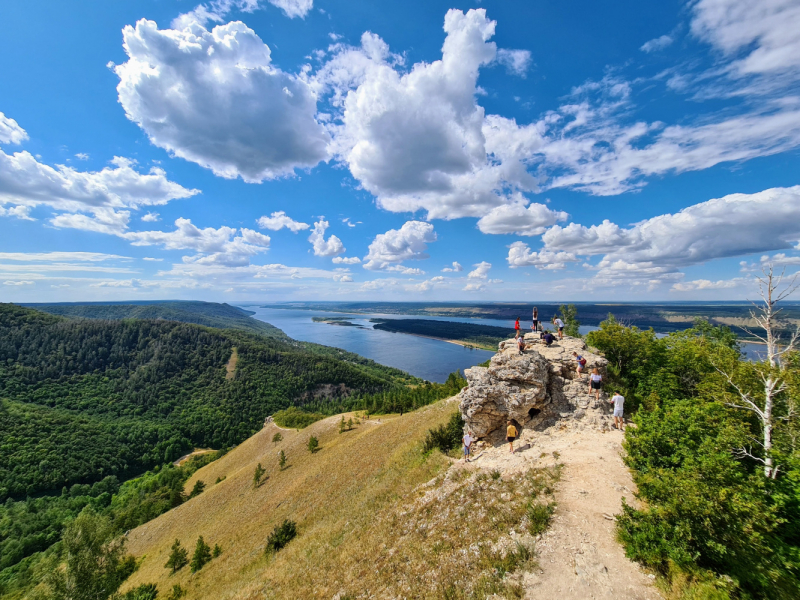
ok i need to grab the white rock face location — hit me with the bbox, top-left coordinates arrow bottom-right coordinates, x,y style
458,335 -> 608,438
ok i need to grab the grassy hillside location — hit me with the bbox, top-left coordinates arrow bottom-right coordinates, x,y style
118,401 -> 556,599
25,300 -> 285,338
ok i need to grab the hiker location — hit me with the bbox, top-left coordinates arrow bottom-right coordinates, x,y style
532,307 -> 539,332
506,420 -> 518,453
463,430 -> 474,462
514,317 -> 521,338
609,392 -> 625,430
573,352 -> 587,376
588,368 -> 603,400
517,335 -> 526,355
542,331 -> 556,346
553,316 -> 565,339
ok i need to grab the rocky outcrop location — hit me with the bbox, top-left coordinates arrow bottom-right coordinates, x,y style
458,335 -> 609,438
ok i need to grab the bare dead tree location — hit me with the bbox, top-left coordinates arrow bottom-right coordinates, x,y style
718,265 -> 799,478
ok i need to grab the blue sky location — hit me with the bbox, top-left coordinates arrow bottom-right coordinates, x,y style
1,0 -> 799,302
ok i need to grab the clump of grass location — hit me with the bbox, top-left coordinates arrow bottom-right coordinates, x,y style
490,469 -> 502,480
527,502 -> 556,535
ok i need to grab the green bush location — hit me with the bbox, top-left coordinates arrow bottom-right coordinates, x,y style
273,407 -> 326,429
120,583 -> 159,600
422,412 -> 464,454
165,583 -> 186,600
307,436 -> 320,453
527,502 -> 555,536
189,480 -> 205,498
265,520 -> 297,555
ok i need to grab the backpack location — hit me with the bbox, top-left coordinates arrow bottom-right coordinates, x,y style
579,358 -> 587,366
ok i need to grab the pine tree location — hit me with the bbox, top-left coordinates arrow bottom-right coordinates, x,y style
189,536 -> 212,573
212,544 -> 222,558
253,463 -> 266,488
347,418 -> 353,430
307,436 -> 319,453
272,432 -> 283,445
189,480 -> 205,498
164,539 -> 188,573
278,449 -> 286,470
339,415 -> 346,434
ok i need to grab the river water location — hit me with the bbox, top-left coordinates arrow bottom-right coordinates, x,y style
245,306 -> 767,382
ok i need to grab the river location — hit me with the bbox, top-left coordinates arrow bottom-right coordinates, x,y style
245,306 -> 768,382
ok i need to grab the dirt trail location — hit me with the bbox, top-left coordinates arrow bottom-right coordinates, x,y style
469,424 -> 660,600
225,347 -> 238,380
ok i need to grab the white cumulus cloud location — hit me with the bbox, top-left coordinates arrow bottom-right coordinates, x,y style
363,221 -> 437,270
115,19 -> 329,183
506,242 -> 579,270
308,219 -> 345,256
496,48 -> 532,76
477,202 -> 568,236
442,261 -> 462,272
640,34 -> 673,53
0,112 -> 27,145
257,211 -> 310,232
467,261 -> 492,279
332,256 -> 361,264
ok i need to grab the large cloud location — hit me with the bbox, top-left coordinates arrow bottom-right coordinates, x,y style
541,185 -> 800,279
124,218 -> 271,267
115,19 -> 329,182
0,139 -> 197,225
323,9 -> 540,219
363,221 -> 436,270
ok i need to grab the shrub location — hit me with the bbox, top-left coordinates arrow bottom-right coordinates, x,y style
273,407 -> 326,429
166,584 -> 186,600
212,543 -> 222,558
164,539 -> 188,573
189,480 -> 205,498
265,520 -> 297,555
422,412 -> 463,454
189,536 -> 212,573
307,436 -> 319,453
272,432 -> 283,445
120,583 -> 158,600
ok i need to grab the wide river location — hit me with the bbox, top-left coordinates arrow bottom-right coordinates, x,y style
245,306 -> 766,382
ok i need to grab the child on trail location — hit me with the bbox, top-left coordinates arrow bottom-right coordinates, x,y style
514,317 -> 521,338
532,307 -> 539,332
542,331 -> 556,346
517,336 -> 526,355
573,352 -> 587,376
506,420 -> 518,454
588,368 -> 603,400
554,317 -> 565,339
463,430 -> 474,462
609,393 -> 625,431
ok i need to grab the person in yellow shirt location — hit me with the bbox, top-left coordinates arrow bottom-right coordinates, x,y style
506,420 -> 518,454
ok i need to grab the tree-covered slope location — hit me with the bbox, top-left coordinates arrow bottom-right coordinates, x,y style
24,300 -> 285,338
0,304 -> 416,500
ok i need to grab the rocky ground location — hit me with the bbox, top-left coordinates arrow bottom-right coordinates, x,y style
451,334 -> 661,600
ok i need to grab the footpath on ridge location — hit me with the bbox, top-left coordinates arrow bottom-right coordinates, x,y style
453,333 -> 661,600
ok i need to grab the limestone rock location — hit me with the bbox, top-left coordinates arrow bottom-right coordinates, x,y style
459,335 -> 609,438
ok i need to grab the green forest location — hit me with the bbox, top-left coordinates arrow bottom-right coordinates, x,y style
0,303 -> 465,594
586,316 -> 800,599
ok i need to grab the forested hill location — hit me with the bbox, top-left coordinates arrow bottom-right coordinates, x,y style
24,300 -> 284,338
0,304 -> 418,501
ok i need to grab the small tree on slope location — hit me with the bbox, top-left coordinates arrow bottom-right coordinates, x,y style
164,539 -> 188,573
190,536 -> 212,573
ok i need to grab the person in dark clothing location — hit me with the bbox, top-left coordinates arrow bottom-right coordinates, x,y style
542,332 -> 556,346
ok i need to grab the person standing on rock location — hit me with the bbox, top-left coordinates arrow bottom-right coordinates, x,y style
609,393 -> 625,430
506,420 -> 518,453
588,368 -> 603,400
514,317 -> 521,338
463,430 -> 474,462
553,316 -> 565,339
573,352 -> 587,376
532,307 -> 539,332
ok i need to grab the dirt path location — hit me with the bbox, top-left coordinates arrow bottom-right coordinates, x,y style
471,426 -> 660,600
225,347 -> 238,380
172,448 -> 215,467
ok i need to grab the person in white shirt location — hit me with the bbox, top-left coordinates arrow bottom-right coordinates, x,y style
462,430 -> 474,462
553,317 -> 565,339
587,368 -> 603,400
609,393 -> 625,430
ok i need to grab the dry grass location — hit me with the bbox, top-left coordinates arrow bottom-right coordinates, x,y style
120,401 -> 558,599
224,347 -> 238,380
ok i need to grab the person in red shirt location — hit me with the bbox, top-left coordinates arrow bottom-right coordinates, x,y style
514,317 -> 521,338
